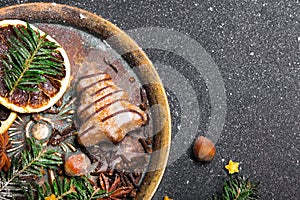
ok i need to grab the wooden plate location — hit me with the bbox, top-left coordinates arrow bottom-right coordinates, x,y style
0,2 -> 171,200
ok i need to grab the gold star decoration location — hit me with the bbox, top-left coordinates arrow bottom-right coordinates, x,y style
45,194 -> 57,200
225,160 -> 239,174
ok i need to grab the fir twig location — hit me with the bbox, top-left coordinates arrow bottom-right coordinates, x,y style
2,22 -> 64,94
0,138 -> 63,199
214,176 -> 259,200
34,176 -> 109,200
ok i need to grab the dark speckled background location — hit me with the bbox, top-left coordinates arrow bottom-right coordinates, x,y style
0,0 -> 299,199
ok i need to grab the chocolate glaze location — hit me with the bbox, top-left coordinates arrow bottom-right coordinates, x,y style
101,109 -> 145,122
91,85 -> 112,97
78,90 -> 123,117
84,98 -> 129,123
79,77 -> 112,94
78,125 -> 95,137
96,99 -> 130,114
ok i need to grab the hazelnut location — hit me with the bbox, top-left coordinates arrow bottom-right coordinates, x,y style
31,122 -> 51,141
193,136 -> 216,161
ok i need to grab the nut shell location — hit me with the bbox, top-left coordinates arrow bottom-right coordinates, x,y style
193,136 -> 216,161
31,122 -> 51,141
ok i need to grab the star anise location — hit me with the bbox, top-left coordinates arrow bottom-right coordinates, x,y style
0,131 -> 12,172
97,172 -> 138,200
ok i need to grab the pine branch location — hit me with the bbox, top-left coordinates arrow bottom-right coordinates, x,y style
214,176 -> 259,200
0,158 -> 34,199
2,22 -> 64,94
0,138 -> 63,199
0,169 -> 29,200
34,176 -> 108,200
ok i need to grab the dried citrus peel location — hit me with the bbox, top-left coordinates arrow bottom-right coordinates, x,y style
0,111 -> 17,134
0,19 -> 71,113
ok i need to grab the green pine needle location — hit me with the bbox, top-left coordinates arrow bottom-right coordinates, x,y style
0,138 -> 63,199
214,176 -> 259,200
2,22 -> 64,94
32,176 -> 108,200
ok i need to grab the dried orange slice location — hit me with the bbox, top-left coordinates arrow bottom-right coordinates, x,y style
0,105 -> 17,134
0,20 -> 70,113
